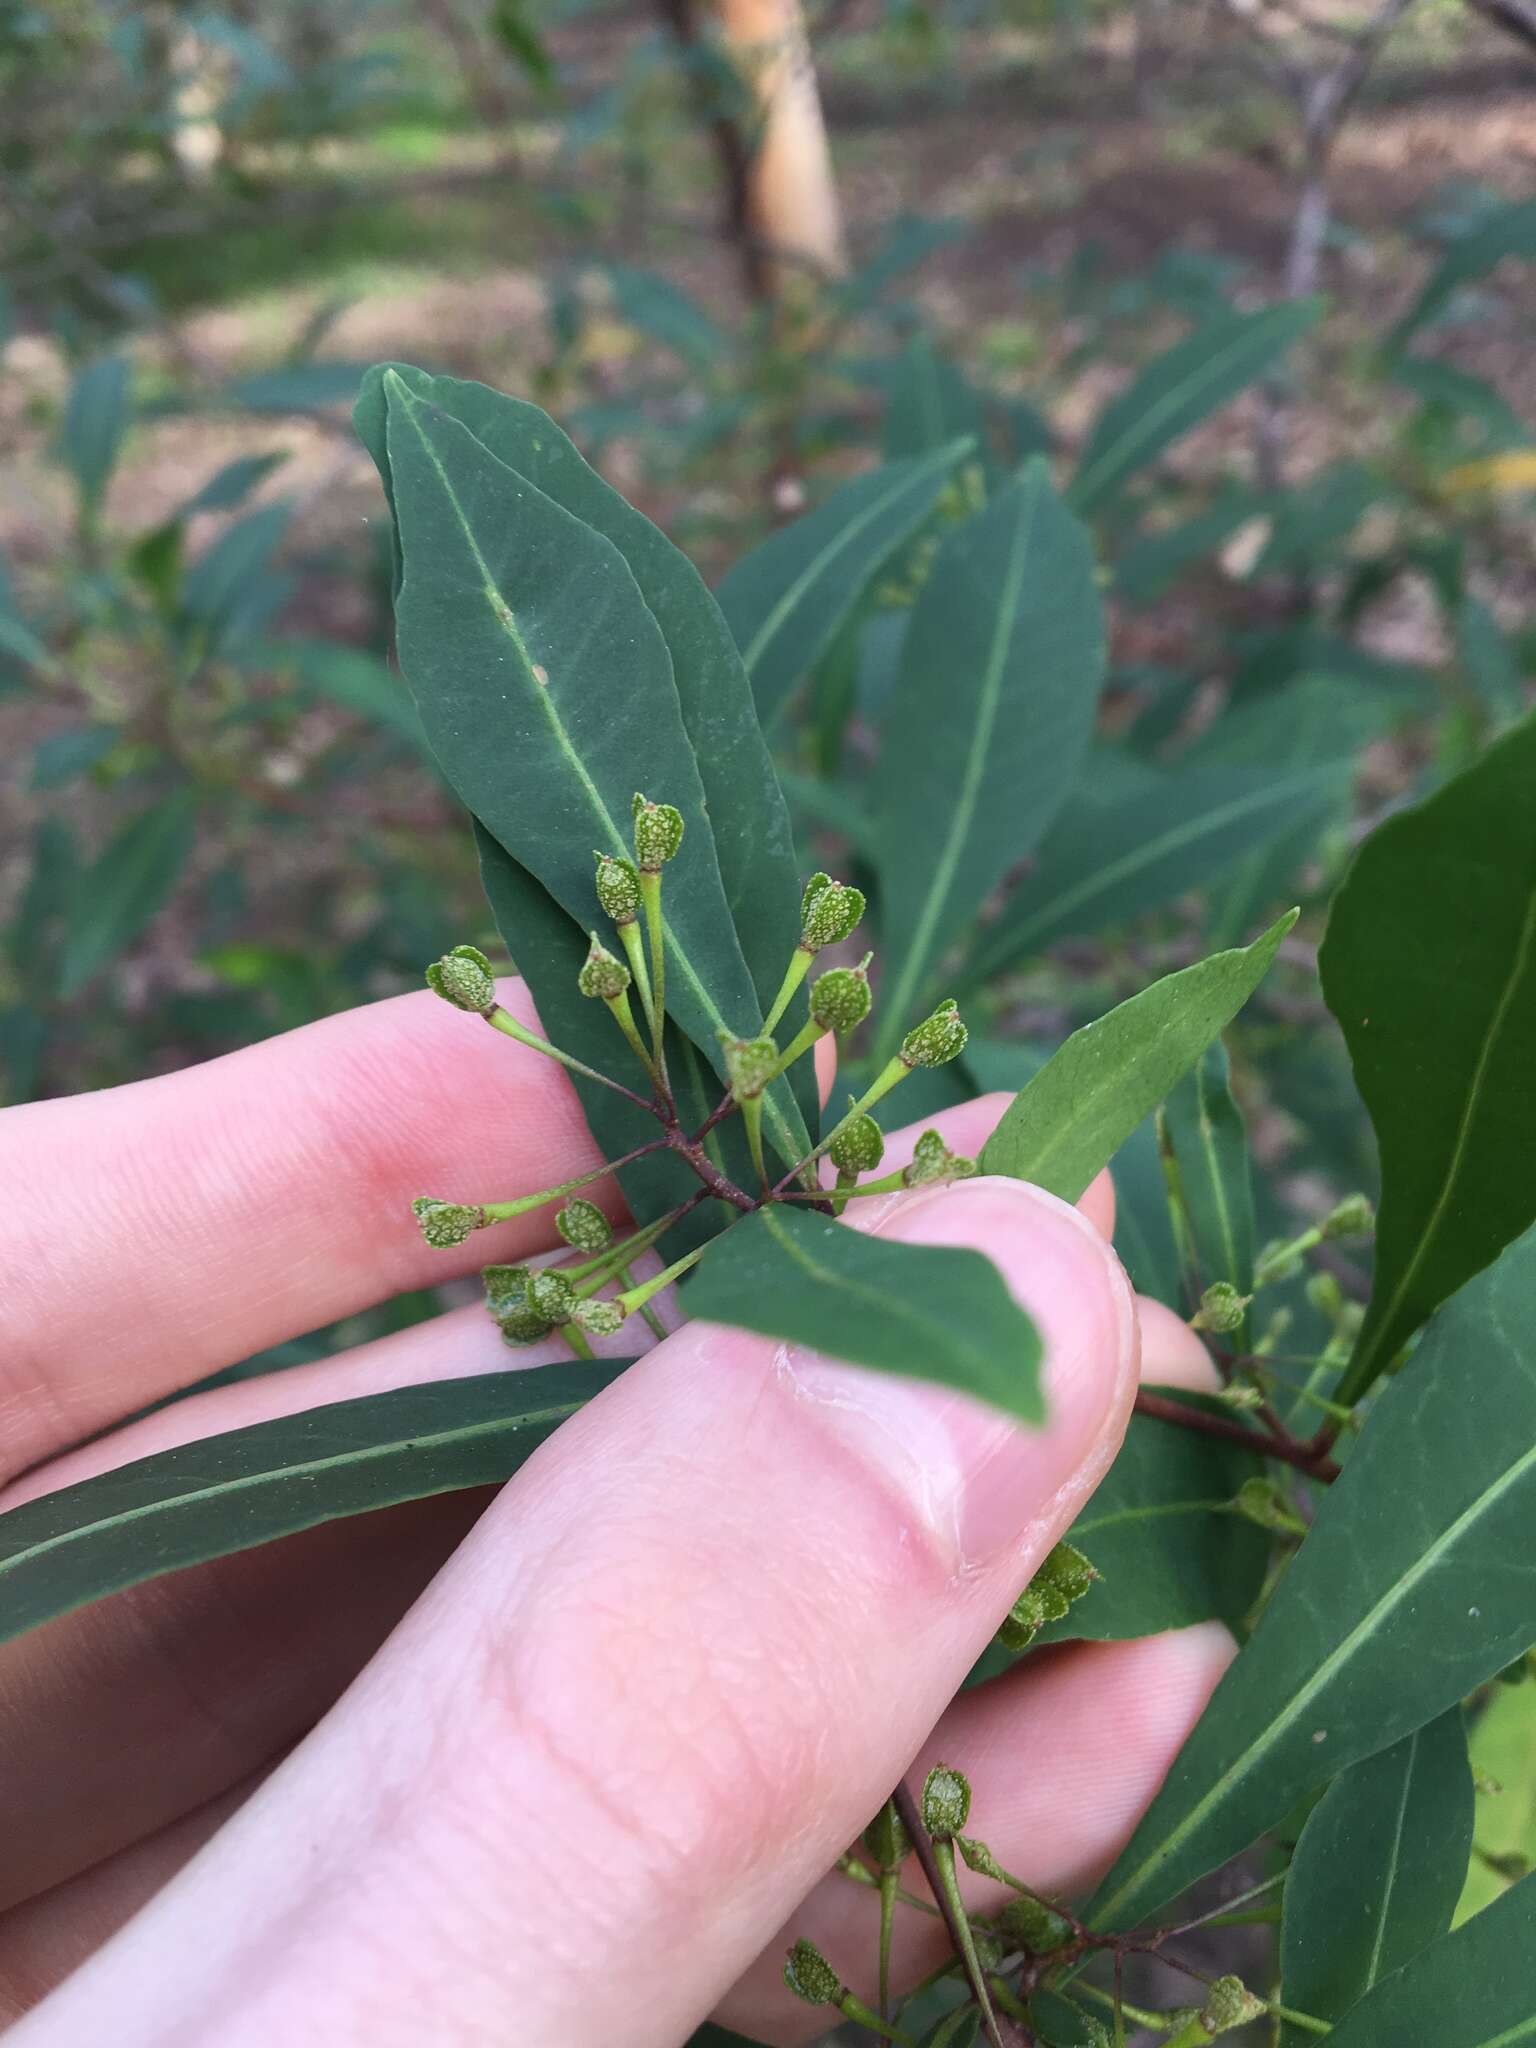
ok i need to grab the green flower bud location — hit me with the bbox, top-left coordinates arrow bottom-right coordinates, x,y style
782,1938 -> 841,2007
1322,1192 -> 1374,1240
577,933 -> 631,1001
902,1128 -> 977,1188
425,944 -> 497,1016
1192,1280 -> 1251,1334
899,998 -> 967,1069
574,1296 -> 626,1337
829,1109 -> 885,1178
809,956 -> 872,1035
632,793 -> 684,871
555,1198 -> 612,1253
411,1197 -> 488,1249
995,1892 -> 1072,1956
720,1030 -> 779,1102
1201,1977 -> 1265,2034
921,1762 -> 971,1840
528,1267 -> 577,1324
1035,1540 -> 1099,1606
593,851 -> 641,926
1306,1269 -> 1344,1319
799,872 -> 866,952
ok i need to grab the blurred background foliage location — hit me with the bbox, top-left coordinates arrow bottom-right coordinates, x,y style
4,0 -> 1536,2002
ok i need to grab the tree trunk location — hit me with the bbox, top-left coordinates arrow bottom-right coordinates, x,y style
713,0 -> 846,286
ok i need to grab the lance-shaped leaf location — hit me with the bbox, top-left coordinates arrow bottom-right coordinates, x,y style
1161,1043 -> 1255,1336
980,913 -> 1295,1203
967,1396 -> 1267,1688
0,1365 -> 627,1648
1279,1710 -> 1473,2047
716,444 -> 971,726
59,792 -> 196,998
883,337 -> 989,463
1320,709 -> 1536,1406
963,763 -> 1335,981
1388,197 -> 1536,352
870,460 -> 1104,1054
1069,299 -> 1323,517
1320,1870 -> 1536,2048
374,373 -> 809,1159
1087,1219 -> 1536,1933
686,1206 -> 1044,1423
354,365 -> 809,1086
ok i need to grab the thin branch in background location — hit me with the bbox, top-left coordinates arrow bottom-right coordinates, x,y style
653,0 -> 776,307
1463,0 -> 1536,52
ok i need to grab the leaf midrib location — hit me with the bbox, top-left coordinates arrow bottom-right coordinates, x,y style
1092,1430 -> 1536,1928
1075,310 -> 1305,512
1363,1727 -> 1418,1992
738,447 -> 958,680
880,480 -> 1040,1045
758,1210 -> 1022,1400
1071,1496 -> 1235,1537
1352,880 -> 1536,1392
0,1396 -> 590,1588
977,771 -> 1326,976
395,389 -> 807,1162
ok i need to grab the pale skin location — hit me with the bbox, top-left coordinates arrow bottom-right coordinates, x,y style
0,978 -> 1228,2045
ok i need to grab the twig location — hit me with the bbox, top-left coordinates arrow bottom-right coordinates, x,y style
1134,1390 -> 1341,1482
892,1782 -> 1008,2048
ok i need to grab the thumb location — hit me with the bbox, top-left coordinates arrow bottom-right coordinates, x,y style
18,1180 -> 1138,2048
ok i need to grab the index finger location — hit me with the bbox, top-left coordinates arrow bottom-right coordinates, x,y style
0,980 -> 604,1483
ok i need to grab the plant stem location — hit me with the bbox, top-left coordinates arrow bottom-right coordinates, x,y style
639,870 -> 669,1084
618,1265 -> 669,1341
487,1007 -> 661,1116
1265,2002 -> 1331,2035
741,1093 -> 768,1190
481,1140 -> 669,1223
764,1014 -> 827,1084
1134,1390 -> 1341,1483
618,1243 -> 705,1316
562,1323 -> 594,1359
773,1055 -> 911,1194
604,987 -> 662,1089
762,946 -> 812,1034
618,918 -> 654,1028
892,1783 -> 1006,2048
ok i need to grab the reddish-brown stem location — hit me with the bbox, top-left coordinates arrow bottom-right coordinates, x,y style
664,1127 -> 757,1212
1134,1390 -> 1341,1483
892,1782 -> 1008,2048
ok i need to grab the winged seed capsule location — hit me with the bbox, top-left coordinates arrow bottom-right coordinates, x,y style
555,1198 -> 612,1253
411,1197 -> 488,1249
577,934 -> 631,1001
828,1109 -> 884,1177
899,998 -> 967,1069
799,873 -> 866,953
593,851 -> 642,926
632,793 -> 685,872
809,956 -> 873,1035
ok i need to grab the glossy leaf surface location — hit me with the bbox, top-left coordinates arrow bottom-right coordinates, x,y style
1089,1220 -> 1536,1932
1320,709 -> 1536,1403
0,1365 -> 625,1648
1322,1872 -> 1536,2048
686,1206 -> 1044,1423
980,914 -> 1295,1203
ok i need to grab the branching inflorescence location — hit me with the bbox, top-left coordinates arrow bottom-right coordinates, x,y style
412,791 -> 976,1358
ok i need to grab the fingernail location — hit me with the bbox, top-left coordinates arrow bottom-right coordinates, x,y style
778,1177 -> 1139,1575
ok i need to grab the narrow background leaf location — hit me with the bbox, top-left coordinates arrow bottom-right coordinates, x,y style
1321,1870 -> 1536,2048
60,794 -> 196,998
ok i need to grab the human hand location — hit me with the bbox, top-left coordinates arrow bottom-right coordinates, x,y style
0,979 -> 1228,2046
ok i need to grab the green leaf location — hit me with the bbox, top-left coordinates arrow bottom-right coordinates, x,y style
1161,1043 -> 1254,1335
60,793 -> 196,998
1389,198 -> 1536,352
179,501 -> 294,648
1455,595 -> 1526,725
871,459 -> 1104,1052
1279,1710 -> 1473,2047
266,637 -> 433,756
173,450 -> 288,520
883,337 -> 989,462
370,372 -> 809,1160
605,263 -> 723,374
963,763 -> 1335,982
716,444 -> 971,725
686,1206 -> 1044,1423
968,1395 -> 1268,1687
1186,673 -> 1388,947
492,0 -> 557,90
1321,1871 -> 1536,2048
1069,300 -> 1323,516
1112,1115 -> 1183,1306
979,913 -> 1296,1203
1088,1219 -> 1536,1933
31,725 -> 117,791
0,568 -> 54,674
0,1365 -> 626,1648
353,366 -> 807,1063
60,354 -> 131,510
1319,709 -> 1536,1405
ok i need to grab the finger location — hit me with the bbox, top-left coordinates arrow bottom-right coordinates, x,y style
1079,1167 -> 1116,1243
718,1623 -> 1234,2042
15,1177 -> 1140,2047
1138,1296 -> 1222,1390
0,981 -> 610,1482
0,1100 -> 1140,1916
